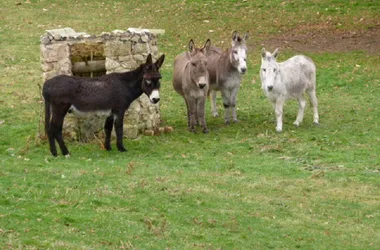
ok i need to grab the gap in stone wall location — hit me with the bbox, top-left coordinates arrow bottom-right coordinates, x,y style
70,43 -> 106,77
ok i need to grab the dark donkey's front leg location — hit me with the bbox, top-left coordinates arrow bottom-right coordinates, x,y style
114,110 -> 127,152
104,114 -> 114,151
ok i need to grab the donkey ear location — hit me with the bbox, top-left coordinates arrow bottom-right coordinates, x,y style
146,54 -> 153,64
155,54 -> 165,69
232,31 -> 238,46
272,48 -> 279,58
242,32 -> 249,41
261,48 -> 267,58
189,39 -> 195,53
203,39 -> 211,53
232,31 -> 238,41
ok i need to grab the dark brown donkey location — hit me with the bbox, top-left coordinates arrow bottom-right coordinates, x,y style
173,39 -> 211,133
43,54 -> 165,156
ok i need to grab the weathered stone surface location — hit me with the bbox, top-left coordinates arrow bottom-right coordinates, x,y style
40,35 -> 50,45
105,58 -> 120,71
133,54 -> 145,63
41,62 -> 53,72
132,42 -> 150,54
104,41 -> 132,57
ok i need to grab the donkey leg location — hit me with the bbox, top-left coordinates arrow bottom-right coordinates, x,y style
114,112 -> 127,152
308,90 -> 319,124
184,98 -> 192,131
104,114 -> 114,151
210,90 -> 219,117
230,86 -> 240,123
51,105 -> 70,156
221,89 -> 231,124
47,123 -> 58,156
275,98 -> 285,132
186,96 -> 197,133
197,97 -> 209,133
294,95 -> 306,127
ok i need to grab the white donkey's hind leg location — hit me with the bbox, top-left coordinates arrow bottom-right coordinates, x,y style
210,89 -> 219,117
294,95 -> 306,126
308,90 -> 319,124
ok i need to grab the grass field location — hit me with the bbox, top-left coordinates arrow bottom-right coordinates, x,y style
1,0 -> 379,249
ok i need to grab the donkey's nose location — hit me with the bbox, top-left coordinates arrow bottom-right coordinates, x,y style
267,86 -> 273,91
241,68 -> 247,74
152,98 -> 160,104
199,83 -> 206,89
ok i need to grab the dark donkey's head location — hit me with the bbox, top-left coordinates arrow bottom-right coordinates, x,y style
141,54 -> 165,104
188,39 -> 211,89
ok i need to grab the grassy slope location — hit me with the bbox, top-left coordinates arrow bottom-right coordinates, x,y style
1,0 -> 379,249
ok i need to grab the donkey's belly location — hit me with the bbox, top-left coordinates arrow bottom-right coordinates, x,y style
69,105 -> 112,117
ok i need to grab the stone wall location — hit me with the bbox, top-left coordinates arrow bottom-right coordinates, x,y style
40,27 -> 165,141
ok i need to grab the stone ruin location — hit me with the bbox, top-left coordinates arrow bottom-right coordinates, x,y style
40,27 -> 165,141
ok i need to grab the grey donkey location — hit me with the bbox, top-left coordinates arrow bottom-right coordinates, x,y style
207,31 -> 248,124
173,39 -> 211,133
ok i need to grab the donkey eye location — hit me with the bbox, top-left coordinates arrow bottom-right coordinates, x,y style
146,79 -> 152,85
262,68 -> 266,72
192,62 -> 196,67
233,50 -> 238,54
273,68 -> 276,72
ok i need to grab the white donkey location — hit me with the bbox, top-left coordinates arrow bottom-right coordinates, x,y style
207,31 -> 248,124
260,48 -> 319,132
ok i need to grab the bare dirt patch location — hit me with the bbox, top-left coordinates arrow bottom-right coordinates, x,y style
260,23 -> 380,54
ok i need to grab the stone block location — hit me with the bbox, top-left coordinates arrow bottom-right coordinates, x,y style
124,125 -> 139,139
132,42 -> 149,54
105,41 -> 131,57
41,62 -> 53,72
105,58 -> 121,71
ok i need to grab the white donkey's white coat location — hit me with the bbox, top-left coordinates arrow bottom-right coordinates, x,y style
260,48 -> 319,132
207,31 -> 248,124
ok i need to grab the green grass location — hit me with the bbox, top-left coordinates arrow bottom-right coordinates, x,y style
1,0 -> 380,249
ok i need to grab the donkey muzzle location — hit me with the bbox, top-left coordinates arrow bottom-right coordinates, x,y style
151,98 -> 160,104
149,90 -> 160,104
199,83 -> 206,89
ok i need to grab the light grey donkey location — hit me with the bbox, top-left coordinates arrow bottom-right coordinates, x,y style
260,48 -> 319,132
173,39 -> 211,133
207,31 -> 248,124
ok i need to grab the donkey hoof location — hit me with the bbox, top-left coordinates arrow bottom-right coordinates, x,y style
313,122 -> 320,126
233,119 -> 239,123
189,127 -> 196,133
118,147 -> 127,152
276,127 -> 283,133
293,121 -> 300,127
212,112 -> 219,118
203,129 -> 209,134
225,120 -> 230,125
